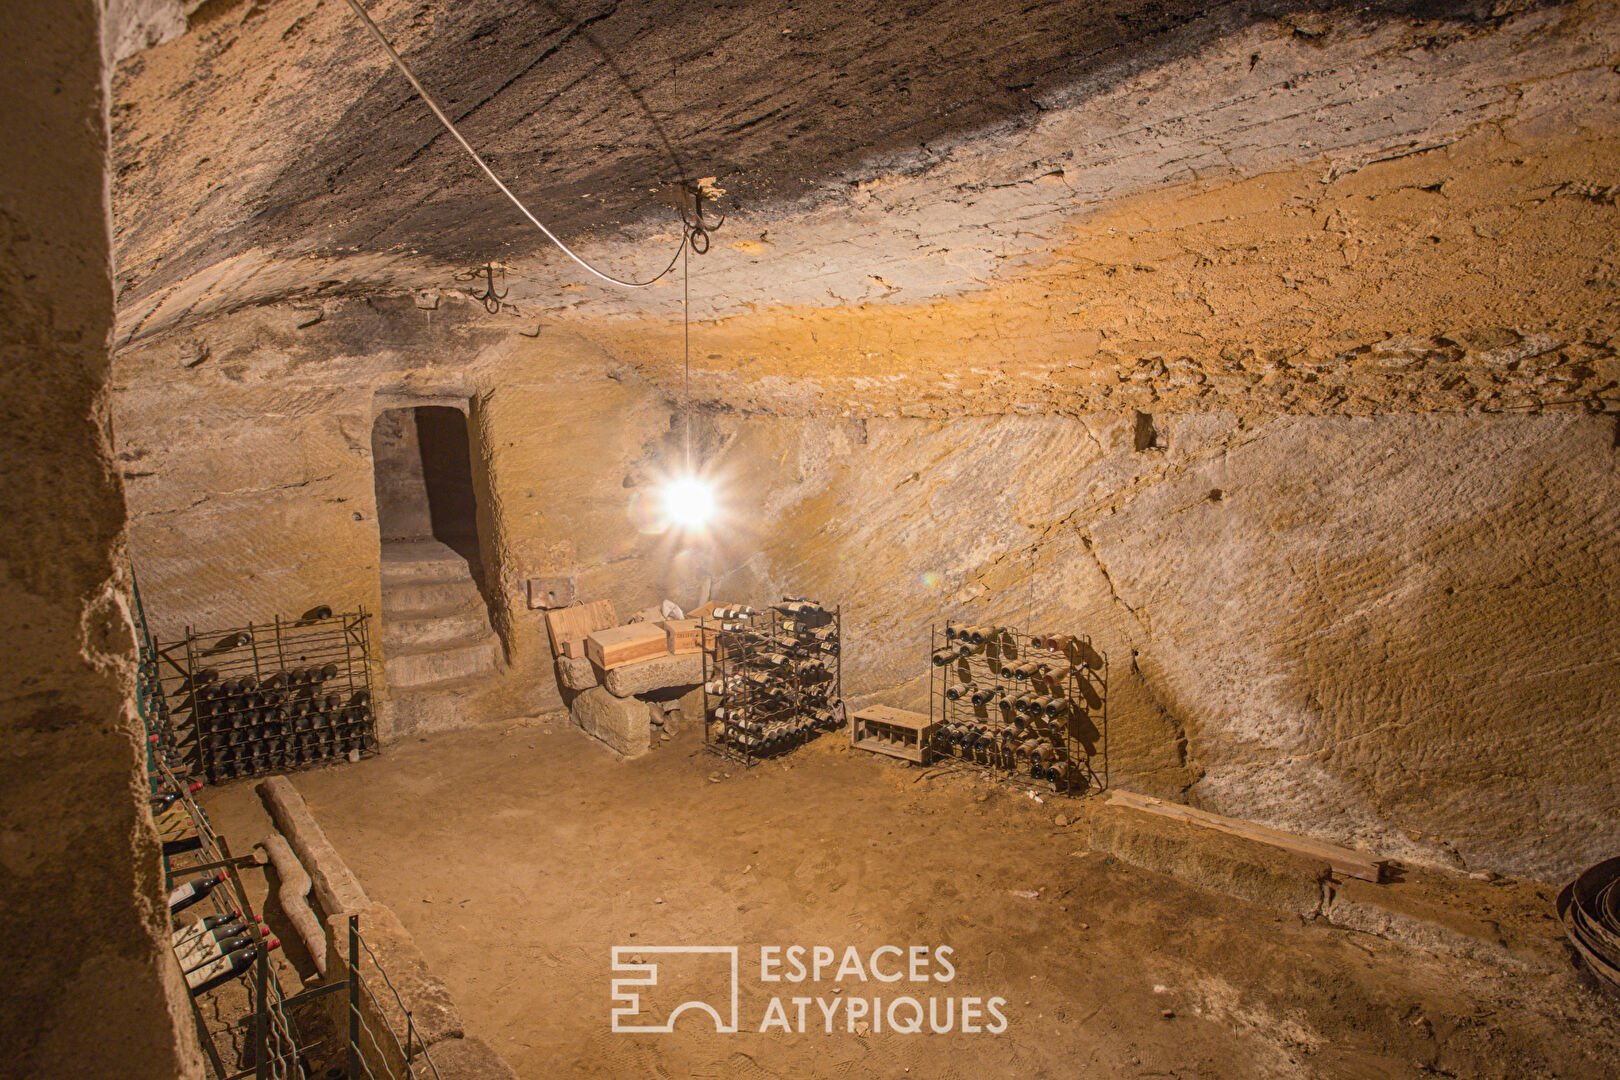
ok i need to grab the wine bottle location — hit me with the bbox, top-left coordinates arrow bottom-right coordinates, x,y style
186,940 -> 279,995
168,873 -> 225,914
1043,698 -> 1070,718
172,911 -> 239,946
1040,634 -> 1075,653
945,682 -> 975,702
966,625 -> 1004,645
150,784 -> 197,812
162,834 -> 203,857
713,605 -> 759,619
177,918 -> 257,965
970,686 -> 1004,706
182,927 -> 266,973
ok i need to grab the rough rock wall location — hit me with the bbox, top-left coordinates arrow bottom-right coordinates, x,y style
598,121 -> 1620,420
0,1 -> 202,1076
107,1 -> 1620,351
704,412 -> 1620,884
371,406 -> 436,542
113,300 -> 693,734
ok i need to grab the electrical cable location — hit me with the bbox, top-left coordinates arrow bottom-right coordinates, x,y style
342,0 -> 692,289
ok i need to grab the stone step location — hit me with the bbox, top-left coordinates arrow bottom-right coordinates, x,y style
381,578 -> 484,616
380,556 -> 478,587
383,634 -> 502,690
379,540 -> 480,586
382,606 -> 491,651
375,672 -> 509,738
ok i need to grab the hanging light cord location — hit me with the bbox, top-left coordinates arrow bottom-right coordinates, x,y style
343,0 -> 694,289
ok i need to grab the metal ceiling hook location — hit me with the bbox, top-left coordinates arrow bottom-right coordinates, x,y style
471,263 -> 509,313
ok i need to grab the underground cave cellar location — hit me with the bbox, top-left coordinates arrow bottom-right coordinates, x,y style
3,0 -> 1619,1078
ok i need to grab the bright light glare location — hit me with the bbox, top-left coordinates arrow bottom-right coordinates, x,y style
662,475 -> 716,530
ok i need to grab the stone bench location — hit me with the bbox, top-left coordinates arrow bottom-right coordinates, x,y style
564,650 -> 704,757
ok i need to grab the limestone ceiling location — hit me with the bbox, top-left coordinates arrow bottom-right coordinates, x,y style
110,0 -> 1552,347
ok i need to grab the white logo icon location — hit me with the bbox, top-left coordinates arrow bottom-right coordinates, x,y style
610,946 -> 740,1033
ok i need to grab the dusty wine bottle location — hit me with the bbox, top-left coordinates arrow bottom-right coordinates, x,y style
945,682 -> 976,702
168,873 -> 225,914
187,940 -> 279,996
1043,698 -> 1070,718
971,686 -> 1004,706
175,919 -> 244,952
966,625 -> 1004,644
182,928 -> 265,973
176,918 -> 256,965
713,605 -> 759,619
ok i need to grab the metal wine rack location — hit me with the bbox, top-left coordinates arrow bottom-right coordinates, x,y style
700,600 -> 845,766
151,611 -> 377,786
927,622 -> 1108,795
152,759 -> 316,1078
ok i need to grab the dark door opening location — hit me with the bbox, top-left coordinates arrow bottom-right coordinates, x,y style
372,405 -> 483,578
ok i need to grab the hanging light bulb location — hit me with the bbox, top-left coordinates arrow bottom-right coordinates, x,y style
662,474 -> 716,530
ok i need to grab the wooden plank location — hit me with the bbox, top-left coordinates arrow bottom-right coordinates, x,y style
586,624 -> 669,669
544,600 -> 617,658
1107,790 -> 1387,883
659,618 -> 702,654
852,705 -> 933,731
854,736 -> 928,764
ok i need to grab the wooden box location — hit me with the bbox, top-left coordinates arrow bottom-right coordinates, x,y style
659,618 -> 701,654
852,705 -> 935,764
545,600 -> 617,659
586,624 -> 669,669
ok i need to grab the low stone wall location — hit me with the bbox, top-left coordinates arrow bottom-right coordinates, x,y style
258,778 -> 520,1080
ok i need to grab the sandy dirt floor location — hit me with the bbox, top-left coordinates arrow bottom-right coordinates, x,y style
201,717 -> 1620,1080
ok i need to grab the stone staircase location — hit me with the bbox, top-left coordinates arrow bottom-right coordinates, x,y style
379,540 -> 502,696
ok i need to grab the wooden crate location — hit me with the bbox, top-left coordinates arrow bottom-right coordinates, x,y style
586,624 -> 669,669
544,600 -> 617,658
852,705 -> 935,764
659,618 -> 702,654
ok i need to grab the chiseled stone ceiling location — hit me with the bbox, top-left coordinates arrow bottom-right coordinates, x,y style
112,0 -> 1620,416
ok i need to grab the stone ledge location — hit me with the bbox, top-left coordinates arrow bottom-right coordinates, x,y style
327,904 -> 465,1053
1323,877 -> 1553,971
1086,803 -> 1331,919
423,1035 -> 521,1080
258,775 -> 370,917
602,651 -> 703,697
